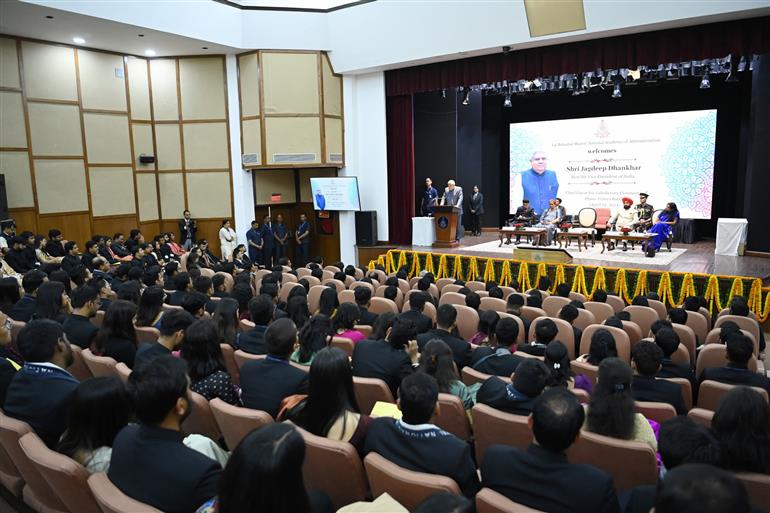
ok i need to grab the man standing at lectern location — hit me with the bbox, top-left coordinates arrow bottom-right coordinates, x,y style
521,151 -> 559,216
421,178 -> 438,216
441,180 -> 464,241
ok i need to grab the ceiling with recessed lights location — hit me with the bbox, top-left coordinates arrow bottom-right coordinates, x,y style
225,0 -> 368,9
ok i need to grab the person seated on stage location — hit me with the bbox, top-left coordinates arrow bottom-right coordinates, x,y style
555,197 -> 567,222
555,283 -> 570,298
631,341 -> 686,415
508,199 -> 536,226
476,359 -> 550,416
728,296 -> 765,352
488,286 -> 504,299
534,199 -> 562,246
506,294 -> 531,335
520,318 -> 557,357
698,333 -> 770,395
648,202 -> 679,252
481,388 -> 621,513
592,289 -> 608,303
607,196 -> 637,250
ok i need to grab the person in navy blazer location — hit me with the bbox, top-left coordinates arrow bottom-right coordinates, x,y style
8,270 -> 46,322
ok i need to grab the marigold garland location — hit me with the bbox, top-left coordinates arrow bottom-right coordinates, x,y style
517,262 -> 531,291
452,255 -> 463,280
483,258 -> 496,283
467,257 -> 480,282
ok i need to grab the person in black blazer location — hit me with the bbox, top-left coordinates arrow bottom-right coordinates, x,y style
236,295 -> 274,355
354,287 -> 378,327
472,317 -> 525,376
351,318 -> 418,398
240,318 -> 308,418
179,210 -> 197,251
631,341 -> 686,415
109,356 -> 221,513
481,388 -> 620,513
62,285 -> 100,349
8,270 -> 46,322
3,320 -> 79,448
398,292 -> 433,334
416,304 -> 471,370
364,373 -> 480,498
699,333 -> 770,395
166,272 -> 192,307
468,185 -> 484,236
476,359 -> 550,416
654,327 -> 696,388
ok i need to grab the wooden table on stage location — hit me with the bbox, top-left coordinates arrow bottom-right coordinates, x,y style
601,232 -> 653,253
556,231 -> 590,252
499,227 -> 547,247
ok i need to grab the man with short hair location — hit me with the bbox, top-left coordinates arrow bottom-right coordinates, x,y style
421,177 -> 438,217
472,317 -> 524,376
633,192 -> 654,231
181,292 -> 207,319
729,296 -> 765,352
5,236 -> 36,273
654,464 -> 750,513
167,272 -> 192,306
82,240 -> 100,271
364,373 -> 480,498
481,388 -> 620,513
654,327 -> 695,387
476,359 -> 550,415
667,307 -> 688,326
8,270 -> 45,322
631,341 -> 686,415
416,304 -> 471,369
260,215 -> 274,268
354,287 -> 378,327
559,304 -> 582,357
519,318 -> 557,357
237,295 -> 274,355
134,310 -> 195,369
179,210 -> 197,251
294,213 -> 311,266
245,219 -> 263,266
555,283 -> 570,298
506,294 -> 531,335
45,229 -> 65,257
440,179 -> 464,240
464,291 -> 480,311
273,214 -> 289,261
352,317 -> 418,397
109,356 -> 221,513
398,291 -> 433,334
62,285 -> 100,349
592,289 -> 608,303
698,333 -> 770,395
61,241 -> 81,275
3,320 -> 78,447
0,220 -> 14,249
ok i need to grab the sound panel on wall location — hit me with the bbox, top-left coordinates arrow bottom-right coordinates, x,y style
355,211 -> 377,246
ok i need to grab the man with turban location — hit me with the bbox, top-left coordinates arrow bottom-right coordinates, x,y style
607,197 -> 637,251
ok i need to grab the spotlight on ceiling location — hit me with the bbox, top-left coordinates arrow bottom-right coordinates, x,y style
72,37 -> 85,44
503,93 -> 512,108
144,49 -> 157,57
461,88 -> 470,105
611,82 -> 622,99
700,74 -> 711,89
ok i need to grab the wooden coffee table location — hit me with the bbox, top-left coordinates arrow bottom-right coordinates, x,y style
601,232 -> 653,253
499,227 -> 547,247
556,231 -> 589,251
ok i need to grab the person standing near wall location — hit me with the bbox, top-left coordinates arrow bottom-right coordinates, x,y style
468,185 -> 484,236
295,214 -> 311,267
179,211 -> 197,251
273,214 -> 289,262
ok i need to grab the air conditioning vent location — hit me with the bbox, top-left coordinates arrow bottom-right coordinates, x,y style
241,153 -> 260,166
328,153 -> 343,163
273,153 -> 316,163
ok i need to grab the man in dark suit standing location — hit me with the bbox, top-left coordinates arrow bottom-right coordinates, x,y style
3,320 -> 79,448
417,304 -> 471,370
179,210 -> 197,251
236,295 -> 274,355
699,333 -> 770,395
109,356 -> 221,513
398,292 -> 433,334
354,287 -> 378,327
352,318 -> 418,398
468,185 -> 484,236
481,388 -> 621,513
8,270 -> 45,322
631,341 -> 686,415
240,318 -> 308,417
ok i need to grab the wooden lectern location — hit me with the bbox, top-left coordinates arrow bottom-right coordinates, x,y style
433,205 -> 460,247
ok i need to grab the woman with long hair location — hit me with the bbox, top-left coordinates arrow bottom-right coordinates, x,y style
180,319 -> 240,405
58,376 -> 132,473
332,302 -> 365,343
712,386 -> 770,474
586,358 -> 656,449
284,347 -> 370,452
417,339 -> 479,409
648,202 -> 679,252
230,283 -> 253,321
291,314 -> 333,365
0,277 -> 21,314
286,295 -> 310,331
211,298 -> 239,347
33,281 -> 70,323
369,311 -> 397,341
577,328 -> 617,366
544,341 -> 592,394
469,310 -> 499,347
231,244 -> 251,273
316,287 -> 338,317
34,235 -> 63,267
135,286 -> 164,328
92,300 -> 138,368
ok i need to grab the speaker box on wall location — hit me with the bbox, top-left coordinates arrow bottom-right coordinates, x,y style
355,211 -> 377,246
0,175 -> 8,221
138,154 -> 156,164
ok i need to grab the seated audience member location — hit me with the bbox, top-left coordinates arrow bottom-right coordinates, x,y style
559,303 -> 582,357
135,286 -> 165,329
211,297 -> 239,346
667,307 -> 688,326
167,272 -> 192,306
194,276 -> 217,314
45,229 -> 65,257
283,347 -> 371,453
109,356 -> 222,513
526,292 -> 543,310
481,388 -> 620,513
382,285 -> 399,303
519,318 -> 558,357
416,304 -> 471,369
58,376 -> 132,473
352,317 -> 417,398
0,277 -> 21,315
8,270 -> 45,322
181,292 -> 207,319
650,318 -> 672,337
488,287 -> 504,299
469,310 -> 499,347
368,311 -> 397,341
364,373 -> 480,498
3,320 -> 79,447
62,285 -> 100,349
631,296 -> 649,307
654,327 -> 695,387
315,287 -> 338,317
537,277 -> 552,292
717,320 -> 741,343
354,287 -> 378,327
237,295 -> 273,354
592,289 -> 608,303
0,311 -> 19,401
180,320 -> 240,406
711,386 -> 770,474
291,314 -> 333,365
398,291 -> 433,334
631,341 -> 686,414
476,359 -> 550,415
544,341 -> 592,393
135,310 -> 195,369
578,328 -> 617,366
506,293 -> 531,334
92,300 -> 138,368
211,274 -> 229,298
604,315 -> 624,329
729,295 -> 766,352
472,317 -> 524,376
412,493 -> 471,513
333,302 -> 366,343
586,358 -> 657,450
555,283 -> 571,298
418,339 -> 479,409
464,291 -> 481,312
653,464 -> 751,513
240,318 -> 308,417
33,281 -> 70,323
699,333 -> 769,394
646,291 -> 660,301
5,236 -> 36,274
197,423 -> 330,513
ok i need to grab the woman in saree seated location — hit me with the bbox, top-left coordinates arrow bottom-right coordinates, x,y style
648,202 -> 679,252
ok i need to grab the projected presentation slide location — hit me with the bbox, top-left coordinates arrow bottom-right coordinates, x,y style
310,177 -> 361,211
509,110 -> 717,219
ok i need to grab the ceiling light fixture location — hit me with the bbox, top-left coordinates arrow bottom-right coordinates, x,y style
72,37 -> 85,45
503,93 -> 512,108
461,88 -> 470,105
144,49 -> 156,57
611,82 -> 622,98
700,74 -> 711,89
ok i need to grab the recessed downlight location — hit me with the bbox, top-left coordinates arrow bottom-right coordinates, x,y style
144,49 -> 156,57
72,37 -> 86,45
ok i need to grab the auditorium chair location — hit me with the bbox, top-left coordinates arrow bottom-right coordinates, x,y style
161,303 -> 183,313
620,321 -> 643,347
686,408 -> 714,428
307,285 -> 327,312
441,284 -> 463,296
355,324 -> 372,338
566,429 -> 658,490
0,425 -> 23,498
697,380 -> 768,411
209,398 -> 273,450
135,326 -> 160,344
348,280 -> 374,293
220,344 -> 240,385
322,279 -> 346,294
622,306 -> 658,338
684,310 -> 708,347
397,278 -> 411,297
199,267 -> 215,278
324,265 -> 341,274
572,308 -> 597,332
369,297 -> 399,315
67,345 -> 93,381
439,291 -> 467,307
646,299 -> 667,320
0,412 -> 65,513
401,299 -> 437,325
19,432 -> 101,513
278,282 -> 301,303
89,310 -> 105,328
660,377 -> 693,411
476,487 -> 547,513
453,305 -> 480,341
303,275 -> 321,288
670,344 -> 691,366
714,314 -> 762,347
570,360 -> 599,385
605,294 -> 626,314
542,296 -> 570,318
87,473 -> 162,513
292,423 -> 370,510
10,320 -> 25,345
466,281 -> 486,292
634,401 -> 677,424
282,272 -> 298,284
214,271 -> 234,293
375,286 -> 403,309
737,472 -> 770,512
519,306 -> 547,325
363,453 -> 460,510
496,312 -> 526,344
353,377 -> 395,415
115,362 -> 131,383
371,269 -> 387,283
471,403 -> 532,463
699,306 -> 713,331
670,323 -> 697,365
81,348 -> 119,378
704,328 -> 758,357
297,267 -> 311,278
498,286 -> 516,299
415,283 -> 440,301
717,307 -> 758,321
528,317 -> 575,360
181,391 -> 221,442
461,367 -> 507,387
434,278 -> 454,291
584,301 -> 614,324
434,394 -> 472,441
695,344 -> 758,378
580,325 -> 631,363
331,336 -> 354,357
179,252 -> 189,272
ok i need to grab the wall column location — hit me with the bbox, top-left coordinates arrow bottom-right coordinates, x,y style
225,54 -> 254,239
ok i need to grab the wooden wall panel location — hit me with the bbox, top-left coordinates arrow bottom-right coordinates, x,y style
182,123 -> 228,169
324,118 -> 343,163
261,52 -> 319,114
83,113 -> 131,164
21,42 -> 78,101
92,214 -> 138,239
241,118 -> 261,160
7,208 -> 37,234
131,124 -> 154,168
254,169 -> 296,205
0,38 -> 20,89
149,59 -> 179,121
37,212 -> 91,247
139,221 -> 160,238
264,117 -> 321,165
0,151 -> 34,208
78,50 -> 127,111
28,102 -> 83,156
158,172 -> 185,218
322,56 -> 342,117
179,57 -> 226,120
0,91 -> 27,148
238,53 -> 260,117
194,219 -> 223,257
155,124 -> 182,170
185,172 -> 232,218
89,167 -> 136,216
136,173 -> 160,221
127,57 -> 151,120
34,159 -> 89,214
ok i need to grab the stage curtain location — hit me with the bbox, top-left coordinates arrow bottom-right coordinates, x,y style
385,16 -> 770,96
386,94 -> 415,245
